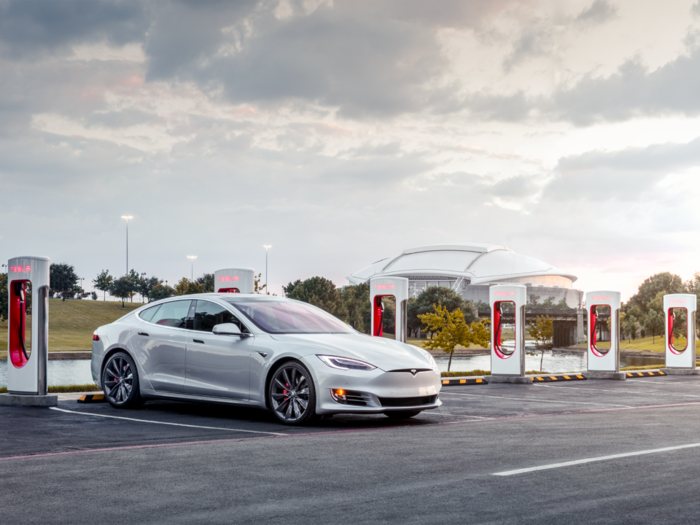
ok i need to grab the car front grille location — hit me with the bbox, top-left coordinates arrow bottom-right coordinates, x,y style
378,395 -> 438,407
341,390 -> 368,406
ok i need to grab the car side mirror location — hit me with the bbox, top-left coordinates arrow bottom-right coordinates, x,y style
212,323 -> 244,336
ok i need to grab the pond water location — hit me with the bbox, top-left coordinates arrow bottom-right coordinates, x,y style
0,352 -> 668,387
0,360 -> 94,387
434,351 -> 665,374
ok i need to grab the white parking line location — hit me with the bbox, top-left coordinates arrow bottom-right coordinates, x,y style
494,442 -> 700,476
439,392 -> 632,408
49,407 -> 288,436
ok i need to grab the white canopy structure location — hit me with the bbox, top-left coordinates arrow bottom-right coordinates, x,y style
348,243 -> 584,346
348,243 -> 577,291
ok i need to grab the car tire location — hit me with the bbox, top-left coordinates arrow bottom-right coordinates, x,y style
102,352 -> 145,409
385,410 -> 422,419
268,361 -> 317,425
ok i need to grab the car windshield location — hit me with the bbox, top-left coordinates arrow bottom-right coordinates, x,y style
224,299 -> 355,334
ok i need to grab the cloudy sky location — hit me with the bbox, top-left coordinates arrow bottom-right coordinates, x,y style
1,0 -> 699,299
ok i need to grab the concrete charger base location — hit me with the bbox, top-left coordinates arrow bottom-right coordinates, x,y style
583,371 -> 626,380
661,368 -> 700,375
489,374 -> 532,384
0,393 -> 58,407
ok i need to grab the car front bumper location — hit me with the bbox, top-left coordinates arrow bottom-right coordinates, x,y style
302,357 -> 442,415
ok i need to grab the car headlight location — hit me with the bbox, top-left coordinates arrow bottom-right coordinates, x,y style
317,355 -> 377,371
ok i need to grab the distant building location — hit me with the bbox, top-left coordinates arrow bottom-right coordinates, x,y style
348,243 -> 584,346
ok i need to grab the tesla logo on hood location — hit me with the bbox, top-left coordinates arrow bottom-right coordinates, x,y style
410,369 -> 417,376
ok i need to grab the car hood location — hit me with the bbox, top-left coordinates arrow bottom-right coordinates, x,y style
268,333 -> 434,371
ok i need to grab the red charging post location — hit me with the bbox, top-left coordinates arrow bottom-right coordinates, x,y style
662,294 -> 698,375
369,277 -> 409,343
1,256 -> 56,406
584,290 -> 625,380
214,268 -> 255,294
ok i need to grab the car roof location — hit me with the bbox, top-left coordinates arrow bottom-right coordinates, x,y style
158,293 -> 285,302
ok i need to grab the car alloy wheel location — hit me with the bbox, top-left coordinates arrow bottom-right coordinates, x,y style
103,352 -> 144,409
269,362 -> 316,424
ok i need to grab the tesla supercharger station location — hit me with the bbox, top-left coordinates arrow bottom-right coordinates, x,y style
370,277 -> 408,343
489,285 -> 530,383
0,256 -> 57,406
585,291 -> 625,380
214,268 -> 255,294
662,294 -> 698,375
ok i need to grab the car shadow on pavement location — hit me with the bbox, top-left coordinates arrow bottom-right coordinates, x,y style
135,399 -> 434,431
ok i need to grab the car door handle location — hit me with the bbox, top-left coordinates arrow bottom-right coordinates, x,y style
138,332 -> 149,337
193,339 -> 205,344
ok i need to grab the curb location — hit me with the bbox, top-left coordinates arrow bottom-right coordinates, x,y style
77,394 -> 106,403
625,370 -> 666,378
533,374 -> 586,382
441,377 -> 488,386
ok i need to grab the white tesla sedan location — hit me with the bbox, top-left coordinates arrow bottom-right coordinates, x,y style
91,294 -> 442,425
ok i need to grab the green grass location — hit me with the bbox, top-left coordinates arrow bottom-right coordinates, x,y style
441,370 -> 490,377
0,298 -> 142,358
0,384 -> 101,394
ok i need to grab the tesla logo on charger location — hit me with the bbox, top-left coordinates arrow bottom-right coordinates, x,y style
669,300 -> 687,304
494,291 -> 514,296
218,276 -> 239,282
591,296 -> 610,301
9,265 -> 30,273
374,284 -> 395,290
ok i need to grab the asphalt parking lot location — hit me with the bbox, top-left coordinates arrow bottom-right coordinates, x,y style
4,375 -> 700,524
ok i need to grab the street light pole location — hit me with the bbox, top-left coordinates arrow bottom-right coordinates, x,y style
263,245 -> 272,294
187,255 -> 197,281
121,215 -> 133,275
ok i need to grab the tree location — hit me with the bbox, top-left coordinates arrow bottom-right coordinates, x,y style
255,273 -> 268,294
407,297 -> 421,337
139,276 -> 161,303
284,276 -> 346,319
109,276 -> 136,307
150,283 -> 175,302
644,310 -> 664,344
195,273 -> 214,293
341,283 -> 370,333
50,263 -> 79,301
93,269 -> 113,301
91,291 -> 98,301
527,315 -> 554,371
0,273 -> 7,322
418,304 -> 490,372
411,286 -> 475,338
174,278 -> 205,296
642,291 -> 666,344
621,311 -> 640,343
283,279 -> 301,297
128,270 -> 147,302
628,272 -> 684,315
684,272 -> 700,339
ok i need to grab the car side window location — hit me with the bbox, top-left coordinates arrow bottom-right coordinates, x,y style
193,300 -> 250,334
149,300 -> 192,329
139,305 -> 161,322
